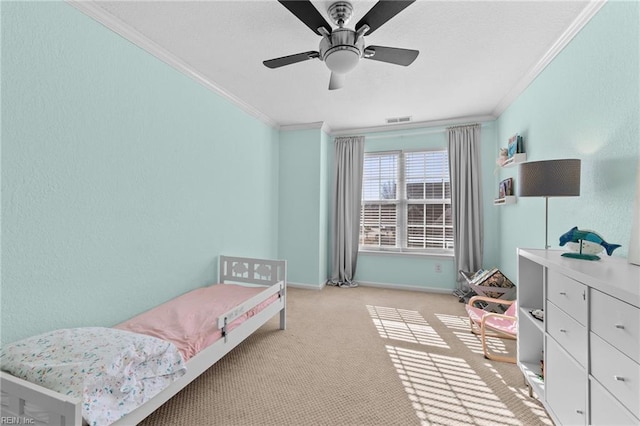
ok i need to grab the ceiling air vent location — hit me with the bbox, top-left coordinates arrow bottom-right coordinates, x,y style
386,116 -> 412,124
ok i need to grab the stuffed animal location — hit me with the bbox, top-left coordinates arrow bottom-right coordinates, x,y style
496,148 -> 509,167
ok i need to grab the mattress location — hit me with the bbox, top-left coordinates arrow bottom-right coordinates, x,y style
115,283 -> 279,361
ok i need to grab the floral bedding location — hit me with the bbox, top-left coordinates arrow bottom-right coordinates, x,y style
0,327 -> 186,426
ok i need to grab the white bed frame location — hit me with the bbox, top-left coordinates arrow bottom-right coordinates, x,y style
0,255 -> 286,426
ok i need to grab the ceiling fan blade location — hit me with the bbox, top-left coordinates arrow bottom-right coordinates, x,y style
355,1 -> 415,36
278,1 -> 332,35
364,46 -> 419,66
263,51 -> 320,69
329,72 -> 345,90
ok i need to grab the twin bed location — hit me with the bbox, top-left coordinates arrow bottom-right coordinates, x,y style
0,255 -> 287,426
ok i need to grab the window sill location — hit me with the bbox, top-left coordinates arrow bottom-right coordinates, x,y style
358,249 -> 454,259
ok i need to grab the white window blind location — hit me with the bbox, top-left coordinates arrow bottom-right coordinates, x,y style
361,152 -> 398,247
360,150 -> 452,253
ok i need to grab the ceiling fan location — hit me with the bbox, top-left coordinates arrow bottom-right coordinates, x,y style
263,0 -> 419,90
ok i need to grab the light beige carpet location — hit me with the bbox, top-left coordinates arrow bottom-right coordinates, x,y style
139,286 -> 552,426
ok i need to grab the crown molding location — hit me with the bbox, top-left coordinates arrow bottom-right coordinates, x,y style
492,0 -> 607,117
66,0 -> 278,129
278,121 -> 333,135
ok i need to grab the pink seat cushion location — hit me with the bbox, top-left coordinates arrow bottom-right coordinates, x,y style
466,301 -> 517,335
504,301 -> 517,316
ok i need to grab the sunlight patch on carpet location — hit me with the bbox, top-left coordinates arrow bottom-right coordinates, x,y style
366,305 -> 449,348
484,363 -> 553,425
386,345 -> 522,426
435,313 -> 512,357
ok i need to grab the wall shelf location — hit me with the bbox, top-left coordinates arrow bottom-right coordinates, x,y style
493,196 -> 516,205
501,153 -> 527,168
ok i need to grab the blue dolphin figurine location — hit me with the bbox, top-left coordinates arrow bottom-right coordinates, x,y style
559,226 -> 621,256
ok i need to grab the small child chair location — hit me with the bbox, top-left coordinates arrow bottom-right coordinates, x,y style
465,296 -> 517,363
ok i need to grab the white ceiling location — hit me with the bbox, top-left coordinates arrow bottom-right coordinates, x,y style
72,0 -> 603,133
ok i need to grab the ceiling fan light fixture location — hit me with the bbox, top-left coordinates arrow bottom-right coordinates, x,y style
324,46 -> 361,74
319,27 -> 364,74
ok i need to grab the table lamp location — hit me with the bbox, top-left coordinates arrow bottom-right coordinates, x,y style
518,159 -> 581,249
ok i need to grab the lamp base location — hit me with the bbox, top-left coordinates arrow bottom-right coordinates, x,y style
561,252 -> 600,261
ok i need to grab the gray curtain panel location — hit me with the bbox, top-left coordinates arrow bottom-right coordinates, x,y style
328,136 -> 365,288
447,124 -> 483,286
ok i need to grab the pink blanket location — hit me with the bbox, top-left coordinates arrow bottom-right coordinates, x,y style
115,284 -> 278,361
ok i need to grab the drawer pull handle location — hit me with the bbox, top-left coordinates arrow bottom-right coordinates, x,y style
559,292 -> 567,295
615,324 -> 625,329
576,410 -> 584,415
559,329 -> 567,333
614,376 -> 625,382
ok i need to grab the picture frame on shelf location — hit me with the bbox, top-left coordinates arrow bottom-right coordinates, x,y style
507,134 -> 524,159
499,177 -> 513,198
508,135 -> 518,158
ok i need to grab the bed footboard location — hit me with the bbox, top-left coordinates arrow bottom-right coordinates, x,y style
1,371 -> 82,426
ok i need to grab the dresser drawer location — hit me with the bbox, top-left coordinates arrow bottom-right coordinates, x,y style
546,269 -> 586,325
545,336 -> 586,425
590,378 -> 640,425
546,301 -> 586,367
591,289 -> 640,364
590,332 -> 640,418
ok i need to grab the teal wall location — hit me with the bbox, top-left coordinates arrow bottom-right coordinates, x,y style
1,2 -> 280,344
351,123 -> 499,291
278,127 -> 330,287
319,130 -> 331,281
496,0 -> 639,280
2,0 -> 638,344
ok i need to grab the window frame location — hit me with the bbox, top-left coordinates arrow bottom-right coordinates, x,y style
359,149 -> 453,256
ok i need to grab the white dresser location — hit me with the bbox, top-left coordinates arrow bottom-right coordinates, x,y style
516,249 -> 640,425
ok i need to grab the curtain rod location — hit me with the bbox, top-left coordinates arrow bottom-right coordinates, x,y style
359,122 -> 487,140
446,123 -> 480,130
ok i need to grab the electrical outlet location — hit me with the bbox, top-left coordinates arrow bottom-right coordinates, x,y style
435,263 -> 442,273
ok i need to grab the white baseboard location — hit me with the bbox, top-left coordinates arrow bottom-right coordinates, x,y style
287,280 -> 455,294
356,280 -> 455,294
287,281 -> 324,290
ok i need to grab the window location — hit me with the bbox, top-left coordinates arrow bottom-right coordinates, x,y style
360,150 -> 453,253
